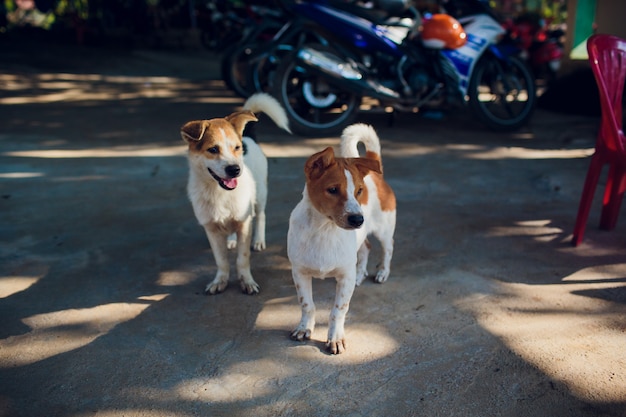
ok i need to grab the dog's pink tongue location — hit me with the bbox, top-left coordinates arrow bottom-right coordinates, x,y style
224,178 -> 237,189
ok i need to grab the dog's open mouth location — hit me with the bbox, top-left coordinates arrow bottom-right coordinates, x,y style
208,168 -> 237,190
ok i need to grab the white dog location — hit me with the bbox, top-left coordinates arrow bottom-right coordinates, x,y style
287,123 -> 396,354
181,93 -> 290,295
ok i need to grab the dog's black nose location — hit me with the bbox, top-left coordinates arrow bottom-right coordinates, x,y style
225,165 -> 241,178
347,214 -> 364,228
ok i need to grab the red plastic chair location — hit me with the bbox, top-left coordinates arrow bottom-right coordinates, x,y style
572,34 -> 626,246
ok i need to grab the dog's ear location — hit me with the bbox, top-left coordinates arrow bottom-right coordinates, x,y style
180,120 -> 208,143
305,147 -> 336,180
351,157 -> 382,176
225,111 -> 258,137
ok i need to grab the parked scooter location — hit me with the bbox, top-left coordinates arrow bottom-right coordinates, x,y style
220,0 -> 414,99
269,0 -> 536,136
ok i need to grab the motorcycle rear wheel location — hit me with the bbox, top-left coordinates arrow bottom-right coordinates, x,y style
468,55 -> 536,131
246,44 -> 295,96
221,42 -> 258,98
270,47 -> 361,137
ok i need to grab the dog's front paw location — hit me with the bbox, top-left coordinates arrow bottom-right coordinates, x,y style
252,240 -> 266,251
240,280 -> 260,295
290,328 -> 312,342
204,280 -> 228,295
326,339 -> 347,355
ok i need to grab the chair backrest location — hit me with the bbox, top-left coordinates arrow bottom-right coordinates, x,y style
587,34 -> 626,154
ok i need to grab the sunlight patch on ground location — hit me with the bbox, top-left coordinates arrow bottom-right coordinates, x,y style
157,271 -> 197,286
457,273 -> 626,403
260,139 -> 347,158
137,294 -> 169,302
254,297 -> 299,329
255,300 -> 399,363
456,145 -> 594,160
3,145 -> 186,159
0,298 -> 166,367
306,323 -> 400,364
0,172 -> 44,179
0,276 -> 40,298
486,220 -> 563,238
0,72 -> 237,105
562,263 -> 626,283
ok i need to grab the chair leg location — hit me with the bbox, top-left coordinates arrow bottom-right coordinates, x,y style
572,156 -> 604,246
599,165 -> 626,230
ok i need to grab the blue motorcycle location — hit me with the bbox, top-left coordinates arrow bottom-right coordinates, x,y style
270,0 -> 536,136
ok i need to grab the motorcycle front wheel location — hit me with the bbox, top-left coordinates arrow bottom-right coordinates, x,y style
468,54 -> 536,131
270,49 -> 361,137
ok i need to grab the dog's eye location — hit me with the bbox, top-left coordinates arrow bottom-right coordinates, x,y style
356,187 -> 363,196
234,145 -> 241,151
327,187 -> 338,195
207,146 -> 219,154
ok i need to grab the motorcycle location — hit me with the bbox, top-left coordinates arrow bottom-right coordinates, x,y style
219,3 -> 288,98
503,12 -> 564,82
269,0 -> 536,136
221,0 -> 414,99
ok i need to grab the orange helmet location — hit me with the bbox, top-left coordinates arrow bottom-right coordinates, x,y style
421,14 -> 467,49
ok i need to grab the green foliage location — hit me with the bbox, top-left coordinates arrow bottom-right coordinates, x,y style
55,0 -> 89,20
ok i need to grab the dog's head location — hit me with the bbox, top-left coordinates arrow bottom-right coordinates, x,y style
304,147 -> 381,230
181,111 -> 258,190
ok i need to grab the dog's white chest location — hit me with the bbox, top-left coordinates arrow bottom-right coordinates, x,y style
187,169 -> 255,227
287,201 -> 358,278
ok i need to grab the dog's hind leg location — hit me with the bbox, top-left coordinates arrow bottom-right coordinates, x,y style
203,227 -> 230,295
252,168 -> 267,251
252,194 -> 266,251
374,212 -> 396,283
227,233 -> 237,250
375,233 -> 394,283
355,239 -> 371,286
236,217 -> 260,294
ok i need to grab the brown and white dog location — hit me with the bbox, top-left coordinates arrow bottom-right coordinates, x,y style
287,123 -> 396,354
181,93 -> 290,295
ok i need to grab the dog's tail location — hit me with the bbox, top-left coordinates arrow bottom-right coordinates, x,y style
243,93 -> 291,134
340,123 -> 383,170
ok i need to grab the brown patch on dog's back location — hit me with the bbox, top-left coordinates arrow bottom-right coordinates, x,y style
370,173 -> 396,211
365,150 -> 382,170
359,151 -> 394,211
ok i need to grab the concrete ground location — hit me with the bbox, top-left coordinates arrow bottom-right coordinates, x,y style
1,39 -> 625,417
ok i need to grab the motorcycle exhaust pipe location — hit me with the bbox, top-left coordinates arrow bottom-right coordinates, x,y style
297,46 -> 400,100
